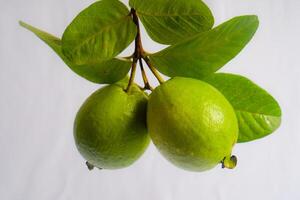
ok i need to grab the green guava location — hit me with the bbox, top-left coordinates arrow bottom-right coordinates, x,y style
74,83 -> 150,169
147,77 -> 238,172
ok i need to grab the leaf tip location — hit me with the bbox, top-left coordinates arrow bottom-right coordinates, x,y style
248,15 -> 260,27
19,20 -> 33,31
19,20 -> 26,27
252,15 -> 260,25
239,15 -> 260,32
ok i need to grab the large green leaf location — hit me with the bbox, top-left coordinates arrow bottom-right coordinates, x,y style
20,21 -> 131,84
203,73 -> 281,143
149,16 -> 259,79
130,0 -> 214,45
62,0 -> 137,65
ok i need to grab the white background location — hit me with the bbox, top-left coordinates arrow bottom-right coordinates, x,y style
1,0 -> 299,199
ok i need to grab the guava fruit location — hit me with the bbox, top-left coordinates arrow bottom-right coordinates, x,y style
74,83 -> 150,169
147,77 -> 238,172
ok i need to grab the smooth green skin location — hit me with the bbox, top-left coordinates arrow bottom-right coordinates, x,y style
62,0 -> 137,65
74,84 -> 150,169
147,77 -> 238,172
203,73 -> 281,143
129,0 -> 214,45
19,21 -> 131,84
150,16 -> 259,79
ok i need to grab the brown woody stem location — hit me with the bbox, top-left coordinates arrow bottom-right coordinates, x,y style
125,9 -> 164,92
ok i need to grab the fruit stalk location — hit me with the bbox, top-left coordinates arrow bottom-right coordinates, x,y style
142,56 -> 164,84
139,58 -> 153,91
125,59 -> 138,92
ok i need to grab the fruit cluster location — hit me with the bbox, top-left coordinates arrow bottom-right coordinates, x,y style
21,0 -> 281,172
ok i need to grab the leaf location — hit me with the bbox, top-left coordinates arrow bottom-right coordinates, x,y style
130,0 -> 214,45
73,59 -> 132,84
19,21 -> 131,84
149,16 -> 259,79
62,0 -> 137,65
203,73 -> 281,143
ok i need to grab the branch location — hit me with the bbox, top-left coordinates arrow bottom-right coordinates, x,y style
126,9 -> 163,91
125,9 -> 142,92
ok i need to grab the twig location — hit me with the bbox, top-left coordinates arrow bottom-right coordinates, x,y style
143,56 -> 164,84
139,58 -> 153,91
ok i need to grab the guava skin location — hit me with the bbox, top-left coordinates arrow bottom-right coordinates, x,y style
147,77 -> 238,172
74,84 -> 150,169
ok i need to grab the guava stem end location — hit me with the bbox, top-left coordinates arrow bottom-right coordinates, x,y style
86,161 -> 95,171
221,155 -> 237,169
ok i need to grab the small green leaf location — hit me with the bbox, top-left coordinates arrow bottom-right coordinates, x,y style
149,16 -> 259,79
62,0 -> 137,65
203,73 -> 281,143
20,21 -> 131,84
130,0 -> 214,45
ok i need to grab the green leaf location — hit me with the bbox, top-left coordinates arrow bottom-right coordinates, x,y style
62,0 -> 137,65
149,15 -> 259,79
130,0 -> 214,45
19,21 -> 131,84
72,59 -> 132,84
203,73 -> 281,143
